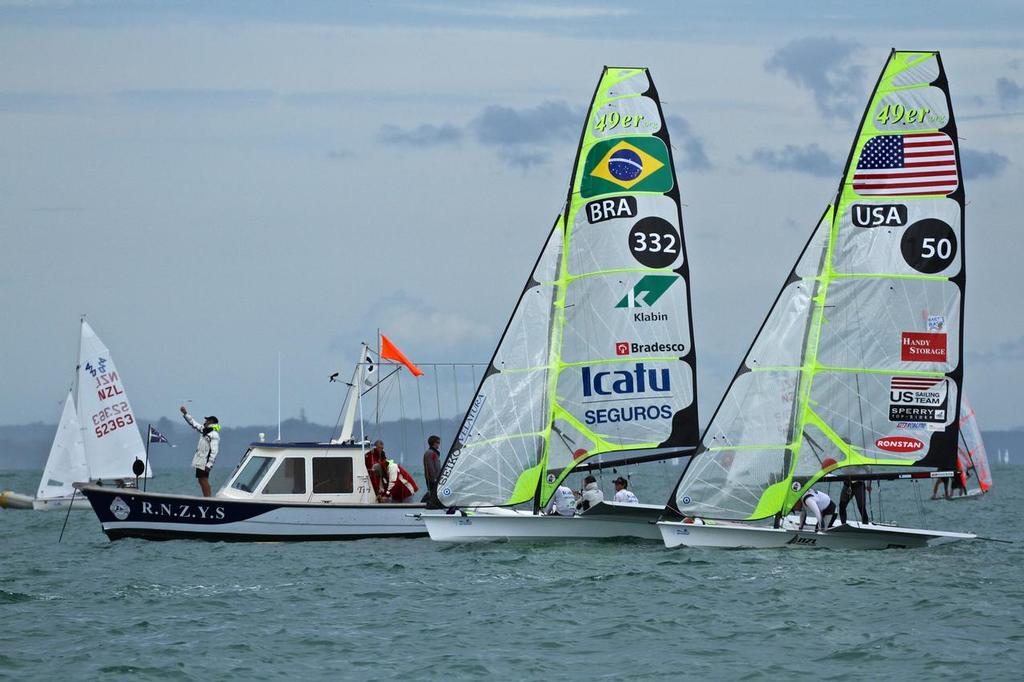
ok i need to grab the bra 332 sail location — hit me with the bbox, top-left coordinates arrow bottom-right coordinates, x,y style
437,67 -> 700,510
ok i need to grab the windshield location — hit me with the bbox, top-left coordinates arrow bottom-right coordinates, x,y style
230,455 -> 274,493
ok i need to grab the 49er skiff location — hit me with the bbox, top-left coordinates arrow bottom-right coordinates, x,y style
423,66 -> 700,542
659,50 -> 977,549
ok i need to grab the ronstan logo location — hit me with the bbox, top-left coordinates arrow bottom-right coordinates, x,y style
875,436 -> 925,453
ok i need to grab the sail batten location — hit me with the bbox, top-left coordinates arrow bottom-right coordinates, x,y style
673,50 -> 966,522
438,67 -> 699,508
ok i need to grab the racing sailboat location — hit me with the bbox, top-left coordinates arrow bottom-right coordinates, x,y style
423,66 -> 700,542
950,395 -> 993,498
659,50 -> 977,549
32,319 -> 151,510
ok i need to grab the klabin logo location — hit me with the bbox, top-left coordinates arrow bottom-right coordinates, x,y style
616,274 -> 676,314
110,496 -> 130,520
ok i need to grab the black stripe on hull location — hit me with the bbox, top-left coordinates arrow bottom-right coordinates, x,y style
103,527 -> 429,542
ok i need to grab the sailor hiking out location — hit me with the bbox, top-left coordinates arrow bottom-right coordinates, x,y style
180,405 -> 220,497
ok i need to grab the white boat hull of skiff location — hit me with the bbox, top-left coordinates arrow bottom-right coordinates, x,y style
31,495 -> 94,511
422,502 -> 665,542
658,519 -> 976,550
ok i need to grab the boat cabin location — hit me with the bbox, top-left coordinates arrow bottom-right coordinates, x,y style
219,443 -> 378,504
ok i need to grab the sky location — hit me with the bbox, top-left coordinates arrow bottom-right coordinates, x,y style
1,0 -> 1023,431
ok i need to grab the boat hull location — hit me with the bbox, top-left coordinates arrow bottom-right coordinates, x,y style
422,502 -> 664,542
78,485 -> 427,541
32,495 -> 93,511
0,490 -> 35,509
658,520 -> 976,550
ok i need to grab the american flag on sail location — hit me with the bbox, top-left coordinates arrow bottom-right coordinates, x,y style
853,133 -> 958,196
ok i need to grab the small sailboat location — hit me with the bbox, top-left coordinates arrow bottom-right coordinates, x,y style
78,341 -> 431,541
4,319 -> 151,511
423,66 -> 700,542
946,395 -> 993,498
659,50 -> 977,549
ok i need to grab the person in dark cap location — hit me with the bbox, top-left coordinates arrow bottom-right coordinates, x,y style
181,405 -> 221,497
612,476 -> 638,504
576,474 -> 604,512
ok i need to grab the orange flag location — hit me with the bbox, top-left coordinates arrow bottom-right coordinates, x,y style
380,334 -> 424,376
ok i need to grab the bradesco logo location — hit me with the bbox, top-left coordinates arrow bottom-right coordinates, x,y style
582,362 -> 670,397
616,275 -> 677,321
875,436 -> 925,453
615,341 -> 686,356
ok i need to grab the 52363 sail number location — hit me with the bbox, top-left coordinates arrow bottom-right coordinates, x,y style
92,401 -> 135,438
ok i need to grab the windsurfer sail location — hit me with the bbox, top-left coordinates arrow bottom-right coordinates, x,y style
436,67 -> 700,511
667,50 -> 967,526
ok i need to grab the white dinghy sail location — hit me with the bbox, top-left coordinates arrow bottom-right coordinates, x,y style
429,66 -> 699,539
76,319 -> 149,482
953,394 -> 992,497
660,50 -> 975,549
35,390 -> 89,504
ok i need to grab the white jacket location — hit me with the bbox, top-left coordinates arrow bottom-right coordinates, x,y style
183,413 -> 220,470
576,482 -> 605,512
544,485 -> 576,517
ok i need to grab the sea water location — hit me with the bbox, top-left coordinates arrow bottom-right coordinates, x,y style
1,465 -> 1022,681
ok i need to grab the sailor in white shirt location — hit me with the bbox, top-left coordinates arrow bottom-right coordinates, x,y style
797,488 -> 836,532
576,475 -> 604,512
544,484 -> 577,517
612,476 -> 639,504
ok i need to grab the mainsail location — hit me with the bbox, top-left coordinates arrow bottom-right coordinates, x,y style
36,390 -> 89,501
76,320 -> 149,480
438,67 -> 699,508
671,50 -> 965,521
957,395 -> 992,494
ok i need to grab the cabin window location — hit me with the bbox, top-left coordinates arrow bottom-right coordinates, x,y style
262,457 -> 307,495
312,457 -> 353,494
230,455 -> 274,493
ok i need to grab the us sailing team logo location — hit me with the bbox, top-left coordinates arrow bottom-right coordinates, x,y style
581,137 -> 672,198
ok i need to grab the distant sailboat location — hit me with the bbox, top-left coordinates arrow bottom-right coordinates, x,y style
950,395 -> 993,498
659,50 -> 976,549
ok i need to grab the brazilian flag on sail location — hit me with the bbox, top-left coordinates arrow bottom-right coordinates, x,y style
581,136 -> 673,199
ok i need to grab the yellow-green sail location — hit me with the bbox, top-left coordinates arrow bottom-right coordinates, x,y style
437,67 -> 700,508
672,50 -> 965,521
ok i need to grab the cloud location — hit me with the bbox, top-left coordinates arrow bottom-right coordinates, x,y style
377,122 -> 463,147
745,143 -> 838,177
472,100 -> 579,147
333,293 -> 493,360
961,148 -> 1010,180
666,115 -> 712,172
968,336 -> 1024,364
325,149 -> 354,161
416,3 -> 630,20
765,37 -> 864,119
996,77 -> 1023,109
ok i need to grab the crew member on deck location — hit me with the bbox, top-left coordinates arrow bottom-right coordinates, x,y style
544,484 -> 576,516
180,406 -> 220,497
612,477 -> 639,504
379,458 -> 419,503
576,475 -> 604,512
422,435 -> 442,507
365,440 -> 388,495
796,488 -> 835,532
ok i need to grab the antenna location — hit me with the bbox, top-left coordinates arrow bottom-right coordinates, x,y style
277,352 -> 282,442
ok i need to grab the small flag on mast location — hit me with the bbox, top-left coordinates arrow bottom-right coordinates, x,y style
148,426 -> 169,444
380,334 -> 424,377
361,346 -> 376,387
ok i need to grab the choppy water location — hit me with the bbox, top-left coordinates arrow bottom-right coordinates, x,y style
2,465 -> 1023,681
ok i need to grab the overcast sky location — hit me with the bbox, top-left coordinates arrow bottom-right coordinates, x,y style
2,0 -> 1022,431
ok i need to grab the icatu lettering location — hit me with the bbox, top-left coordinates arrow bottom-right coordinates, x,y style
581,362 -> 670,397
